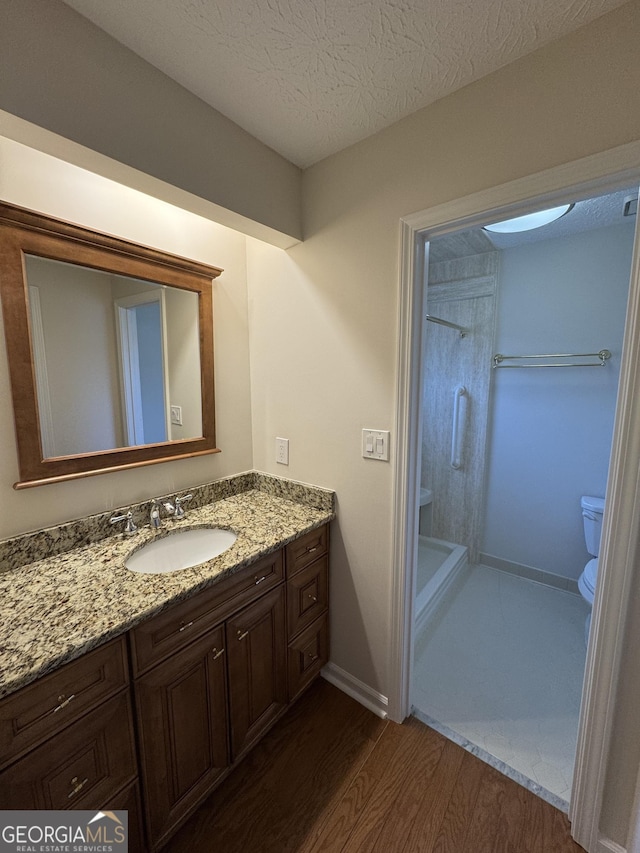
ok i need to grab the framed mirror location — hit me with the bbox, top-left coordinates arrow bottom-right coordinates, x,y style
0,202 -> 222,488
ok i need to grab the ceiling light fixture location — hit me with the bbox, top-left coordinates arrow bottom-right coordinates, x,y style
483,203 -> 574,234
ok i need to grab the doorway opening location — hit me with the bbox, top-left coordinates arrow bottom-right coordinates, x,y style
390,145 -> 640,850
412,186 -> 637,811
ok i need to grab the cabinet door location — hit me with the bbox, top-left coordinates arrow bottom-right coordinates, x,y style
104,781 -> 145,853
226,585 -> 287,761
0,691 -> 136,809
135,625 -> 229,849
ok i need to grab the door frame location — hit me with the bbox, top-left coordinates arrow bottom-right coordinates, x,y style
389,140 -> 640,852
114,289 -> 171,446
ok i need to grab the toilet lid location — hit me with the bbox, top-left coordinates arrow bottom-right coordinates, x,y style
583,558 -> 598,594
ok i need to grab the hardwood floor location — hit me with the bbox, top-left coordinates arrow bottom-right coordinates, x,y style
167,679 -> 585,853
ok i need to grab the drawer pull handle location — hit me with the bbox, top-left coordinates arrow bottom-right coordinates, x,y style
307,546 -> 318,554
68,776 -> 89,799
52,693 -> 76,713
179,620 -> 194,633
237,629 -> 250,641
211,647 -> 225,660
308,594 -> 318,602
254,575 -> 268,585
307,653 -> 319,662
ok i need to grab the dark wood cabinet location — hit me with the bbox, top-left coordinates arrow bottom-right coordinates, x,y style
133,549 -> 290,849
285,526 -> 330,703
129,550 -> 284,676
0,524 -> 330,852
134,624 -> 229,849
105,781 -> 146,853
0,636 -> 129,770
0,686 -> 137,810
226,584 -> 287,760
288,612 -> 330,701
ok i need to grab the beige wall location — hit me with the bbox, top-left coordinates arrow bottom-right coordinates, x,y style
0,138 -> 253,538
164,287 -> 203,442
247,1 -> 640,845
25,257 -> 124,455
0,0 -> 302,243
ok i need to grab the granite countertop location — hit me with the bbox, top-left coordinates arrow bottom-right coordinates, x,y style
0,485 -> 334,700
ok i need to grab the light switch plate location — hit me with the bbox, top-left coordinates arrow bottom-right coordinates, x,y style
170,405 -> 183,426
362,429 -> 390,461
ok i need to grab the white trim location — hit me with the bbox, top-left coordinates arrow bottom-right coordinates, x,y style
571,186 -> 640,851
598,838 -> 627,853
390,139 -> 640,852
321,663 -> 389,720
387,219 -> 426,723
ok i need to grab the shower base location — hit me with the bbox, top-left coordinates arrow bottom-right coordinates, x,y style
415,535 -> 468,632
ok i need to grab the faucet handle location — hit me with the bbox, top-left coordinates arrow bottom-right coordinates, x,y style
174,493 -> 193,519
150,498 -> 163,529
110,510 -> 137,535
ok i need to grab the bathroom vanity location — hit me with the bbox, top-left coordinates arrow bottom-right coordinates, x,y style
0,475 -> 333,851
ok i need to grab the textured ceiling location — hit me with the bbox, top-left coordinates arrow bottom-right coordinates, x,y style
62,0 -> 628,168
430,188 -> 639,260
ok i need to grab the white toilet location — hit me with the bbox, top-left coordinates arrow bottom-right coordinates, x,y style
578,494 -> 605,644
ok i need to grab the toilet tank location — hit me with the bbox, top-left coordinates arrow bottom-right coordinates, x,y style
582,495 -> 605,556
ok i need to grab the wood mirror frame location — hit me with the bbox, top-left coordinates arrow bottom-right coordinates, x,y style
0,202 -> 222,489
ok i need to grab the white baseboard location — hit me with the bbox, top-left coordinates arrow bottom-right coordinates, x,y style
598,836 -> 626,853
321,662 -> 389,719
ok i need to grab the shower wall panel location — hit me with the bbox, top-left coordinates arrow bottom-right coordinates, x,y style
422,253 -> 498,562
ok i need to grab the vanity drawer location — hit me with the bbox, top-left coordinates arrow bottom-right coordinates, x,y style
287,555 -> 329,639
285,525 -> 328,577
130,549 -> 284,675
0,636 -> 129,770
0,690 -> 137,809
288,614 -> 329,702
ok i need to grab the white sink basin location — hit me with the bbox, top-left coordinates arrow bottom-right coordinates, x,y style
126,527 -> 237,574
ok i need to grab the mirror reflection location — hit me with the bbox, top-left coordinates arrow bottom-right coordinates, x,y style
25,255 -> 202,458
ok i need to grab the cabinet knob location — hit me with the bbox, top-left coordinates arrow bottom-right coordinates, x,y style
68,776 -> 89,799
52,693 -> 76,714
254,575 -> 267,585
307,653 -> 319,662
211,647 -> 225,660
308,594 -> 318,602
237,629 -> 250,641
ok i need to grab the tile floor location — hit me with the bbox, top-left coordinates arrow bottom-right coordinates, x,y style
411,563 -> 590,809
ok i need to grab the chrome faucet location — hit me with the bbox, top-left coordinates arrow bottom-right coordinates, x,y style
110,510 -> 137,535
149,499 -> 163,529
163,493 -> 193,520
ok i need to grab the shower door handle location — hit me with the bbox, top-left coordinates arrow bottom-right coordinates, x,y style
451,385 -> 467,469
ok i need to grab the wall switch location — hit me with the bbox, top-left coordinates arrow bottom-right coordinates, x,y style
170,405 -> 183,426
362,429 -> 390,461
276,437 -> 289,465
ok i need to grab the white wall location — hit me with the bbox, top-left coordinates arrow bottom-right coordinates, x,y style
0,137 -> 253,538
483,222 -> 636,579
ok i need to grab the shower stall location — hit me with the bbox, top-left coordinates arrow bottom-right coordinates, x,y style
416,244 -> 499,627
